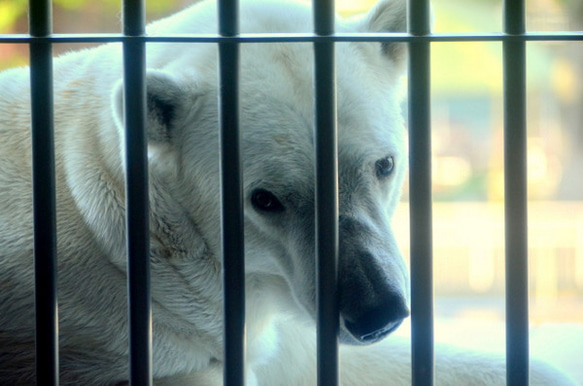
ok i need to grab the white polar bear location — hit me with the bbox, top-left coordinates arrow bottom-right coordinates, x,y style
0,0 -> 576,384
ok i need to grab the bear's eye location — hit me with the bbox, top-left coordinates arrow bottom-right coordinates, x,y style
375,156 -> 395,179
251,189 -> 285,213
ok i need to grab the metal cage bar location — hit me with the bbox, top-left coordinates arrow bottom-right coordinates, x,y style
217,1 -> 246,385
3,31 -> 583,44
313,1 -> 340,385
407,0 -> 434,385
121,0 -> 152,384
28,0 -> 59,384
5,8 -> 581,45
503,0 -> 529,385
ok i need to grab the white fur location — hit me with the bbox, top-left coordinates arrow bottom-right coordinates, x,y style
0,0 -> 576,384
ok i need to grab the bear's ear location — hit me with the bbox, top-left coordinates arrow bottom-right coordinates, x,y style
359,0 -> 407,68
111,70 -> 185,153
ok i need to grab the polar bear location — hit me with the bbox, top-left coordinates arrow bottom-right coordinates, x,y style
0,0 -> 576,384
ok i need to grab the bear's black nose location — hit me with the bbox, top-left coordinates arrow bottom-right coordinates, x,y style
343,295 -> 409,344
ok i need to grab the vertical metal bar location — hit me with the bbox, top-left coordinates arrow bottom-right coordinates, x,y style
28,0 -> 58,384
407,0 -> 434,385
122,0 -> 152,384
503,1 -> 529,385
313,2 -> 339,386
217,1 -> 245,385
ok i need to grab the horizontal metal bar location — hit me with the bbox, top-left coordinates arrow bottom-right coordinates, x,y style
1,31 -> 582,44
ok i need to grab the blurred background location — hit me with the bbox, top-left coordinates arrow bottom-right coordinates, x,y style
1,0 -> 582,382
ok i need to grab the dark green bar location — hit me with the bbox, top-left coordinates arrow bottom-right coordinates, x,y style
313,1 -> 339,386
28,0 -> 59,384
122,1 -> 152,385
408,0 -> 431,36
314,41 -> 339,386
408,0 -> 434,385
313,0 -> 335,36
217,1 -> 245,385
30,39 -> 58,386
123,0 -> 145,36
504,0 -> 526,35
503,42 -> 529,386
408,41 -> 434,386
503,1 -> 529,384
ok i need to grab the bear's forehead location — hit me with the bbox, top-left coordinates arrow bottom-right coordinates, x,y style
239,88 -> 404,177
239,42 -> 401,131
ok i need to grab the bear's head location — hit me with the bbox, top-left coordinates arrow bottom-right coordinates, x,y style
111,0 -> 409,346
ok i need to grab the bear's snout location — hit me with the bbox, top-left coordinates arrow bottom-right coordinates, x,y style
338,217 -> 409,344
338,250 -> 410,344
